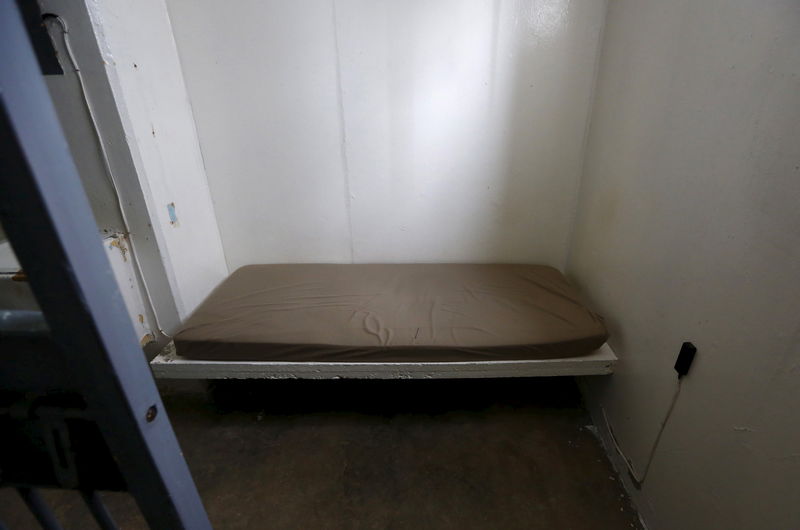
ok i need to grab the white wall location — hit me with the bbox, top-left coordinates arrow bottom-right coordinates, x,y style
568,1 -> 800,528
84,0 -> 229,318
43,40 -> 125,236
39,0 -> 180,336
166,0 -> 607,268
29,0 -> 228,334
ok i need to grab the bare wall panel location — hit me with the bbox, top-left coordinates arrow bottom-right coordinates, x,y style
568,1 -> 800,528
166,0 -> 606,268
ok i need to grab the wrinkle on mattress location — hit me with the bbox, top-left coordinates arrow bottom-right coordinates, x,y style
174,264 -> 608,362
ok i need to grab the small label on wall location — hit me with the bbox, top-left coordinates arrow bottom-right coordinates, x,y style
167,202 -> 179,227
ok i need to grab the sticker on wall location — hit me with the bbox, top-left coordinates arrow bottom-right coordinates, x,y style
167,202 -> 179,227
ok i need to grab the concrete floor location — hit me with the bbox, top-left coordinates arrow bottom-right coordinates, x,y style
0,378 -> 641,529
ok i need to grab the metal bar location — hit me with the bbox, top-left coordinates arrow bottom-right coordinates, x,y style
80,491 -> 119,530
0,4 -> 211,529
16,488 -> 63,530
0,310 -> 48,335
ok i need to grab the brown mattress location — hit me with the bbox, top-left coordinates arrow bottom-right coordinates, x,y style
174,264 -> 608,362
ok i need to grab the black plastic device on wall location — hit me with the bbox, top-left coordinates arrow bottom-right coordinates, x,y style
674,342 -> 697,378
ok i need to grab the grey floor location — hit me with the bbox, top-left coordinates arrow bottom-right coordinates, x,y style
0,378 -> 641,529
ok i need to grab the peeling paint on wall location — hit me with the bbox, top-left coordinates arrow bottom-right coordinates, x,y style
103,233 -> 153,345
108,234 -> 129,262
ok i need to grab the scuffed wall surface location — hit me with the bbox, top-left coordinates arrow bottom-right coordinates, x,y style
166,0 -> 606,268
568,1 -> 800,528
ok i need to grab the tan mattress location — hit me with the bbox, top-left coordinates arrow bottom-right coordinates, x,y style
174,264 -> 608,362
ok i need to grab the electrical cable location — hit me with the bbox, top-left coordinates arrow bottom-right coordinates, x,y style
44,15 -> 171,339
602,378 -> 683,487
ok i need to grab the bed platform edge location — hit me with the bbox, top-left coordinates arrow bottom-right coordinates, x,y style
150,342 -> 617,380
